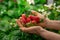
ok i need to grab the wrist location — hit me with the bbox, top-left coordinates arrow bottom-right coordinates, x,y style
43,18 -> 50,27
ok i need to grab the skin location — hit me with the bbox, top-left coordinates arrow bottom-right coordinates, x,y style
16,10 -> 60,40
31,10 -> 60,30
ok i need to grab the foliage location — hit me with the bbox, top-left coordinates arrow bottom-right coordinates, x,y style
0,0 -> 60,40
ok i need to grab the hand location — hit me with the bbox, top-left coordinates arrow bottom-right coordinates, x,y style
31,10 -> 50,27
16,19 -> 44,34
31,10 -> 45,19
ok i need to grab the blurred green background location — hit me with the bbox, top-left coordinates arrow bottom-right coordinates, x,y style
0,0 -> 60,40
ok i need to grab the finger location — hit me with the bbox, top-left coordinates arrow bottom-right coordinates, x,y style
31,10 -> 43,18
31,10 -> 40,16
21,27 -> 33,33
16,19 -> 24,28
22,26 -> 40,33
19,17 -> 22,23
19,17 -> 25,25
32,10 -> 45,19
19,17 -> 22,19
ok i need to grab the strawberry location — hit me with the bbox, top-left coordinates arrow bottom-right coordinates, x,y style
34,16 -> 40,23
26,17 -> 31,23
22,14 -> 26,19
21,17 -> 26,24
21,14 -> 40,26
29,15 -> 35,20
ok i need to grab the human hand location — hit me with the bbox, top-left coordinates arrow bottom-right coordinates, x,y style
31,10 -> 50,27
16,19 -> 44,34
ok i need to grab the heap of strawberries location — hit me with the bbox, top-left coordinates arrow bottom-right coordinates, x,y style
20,14 -> 40,27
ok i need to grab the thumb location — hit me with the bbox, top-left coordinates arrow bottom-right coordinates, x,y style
16,19 -> 24,28
31,10 -> 44,19
31,10 -> 40,16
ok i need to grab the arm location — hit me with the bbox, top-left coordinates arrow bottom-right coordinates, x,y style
37,28 -> 60,40
16,19 -> 60,40
31,10 -> 60,30
45,19 -> 60,30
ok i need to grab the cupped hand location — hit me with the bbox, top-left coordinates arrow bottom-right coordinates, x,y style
31,10 -> 49,27
16,19 -> 43,34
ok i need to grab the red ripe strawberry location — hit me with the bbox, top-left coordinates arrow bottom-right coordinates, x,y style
29,15 -> 35,20
33,16 -> 40,22
22,14 -> 26,19
26,17 -> 31,23
31,20 -> 36,24
21,17 -> 26,24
